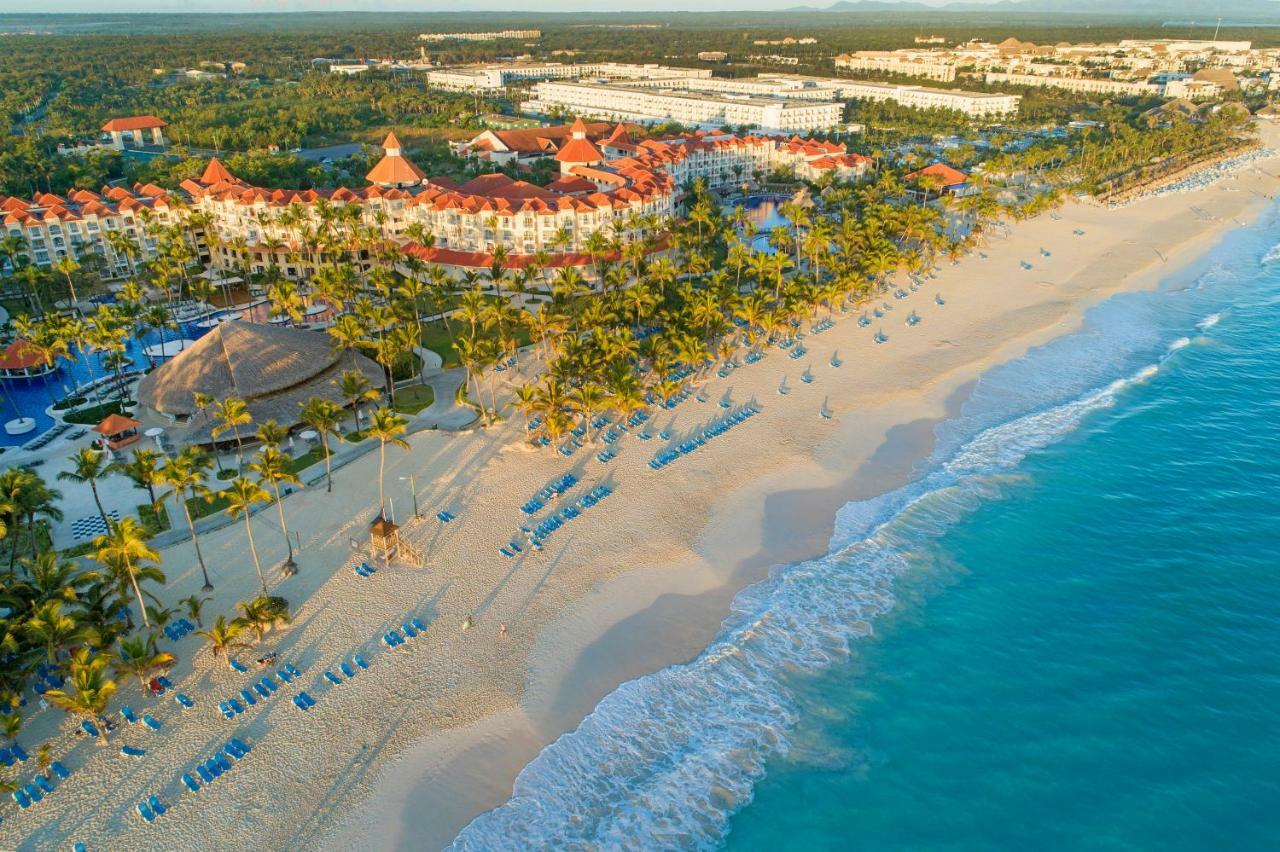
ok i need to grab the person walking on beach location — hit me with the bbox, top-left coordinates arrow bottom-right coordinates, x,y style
499,622 -> 508,640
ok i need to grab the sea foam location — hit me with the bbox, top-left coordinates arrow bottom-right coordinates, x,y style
448,355 -> 1169,852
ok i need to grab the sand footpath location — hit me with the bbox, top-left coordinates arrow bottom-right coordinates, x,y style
8,128 -> 1280,852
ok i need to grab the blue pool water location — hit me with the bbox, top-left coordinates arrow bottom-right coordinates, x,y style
0,317 -> 219,446
449,205 -> 1280,850
741,195 -> 791,254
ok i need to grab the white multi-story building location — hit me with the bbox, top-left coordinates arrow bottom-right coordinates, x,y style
984,71 -> 1161,97
835,51 -> 958,82
525,80 -> 843,132
762,74 -> 1019,118
418,30 -> 540,42
425,62 -> 710,92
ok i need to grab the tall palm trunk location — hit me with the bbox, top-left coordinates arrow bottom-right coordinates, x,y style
180,489 -> 212,591
124,556 -> 151,629
270,482 -> 294,567
242,512 -> 267,597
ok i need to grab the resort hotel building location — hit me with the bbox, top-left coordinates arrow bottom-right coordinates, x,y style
425,62 -> 709,93
835,51 -> 958,82
3,121 -> 870,282
524,80 -> 843,132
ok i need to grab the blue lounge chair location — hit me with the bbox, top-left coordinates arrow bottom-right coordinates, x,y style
34,775 -> 55,793
51,761 -> 70,780
230,737 -> 251,754
253,683 -> 270,699
157,676 -> 174,691
0,747 -> 11,767
74,843 -> 86,852
11,788 -> 30,809
354,654 -> 369,670
411,617 -> 426,632
24,783 -> 42,803
263,674 -> 280,688
81,720 -> 100,738
142,715 -> 161,731
182,773 -> 200,793
230,698 -> 246,714
121,745 -> 146,759
136,801 -> 155,823
121,705 -> 139,724
277,669 -> 294,684
11,743 -> 28,762
219,701 -> 235,720
148,794 -> 166,816
299,691 -> 317,708
292,695 -> 310,711
324,671 -> 342,686
339,662 -> 356,679
196,764 -> 214,784
229,658 -> 249,673
214,754 -> 232,773
259,677 -> 277,693
175,693 -> 194,709
240,688 -> 257,706
402,622 -> 418,638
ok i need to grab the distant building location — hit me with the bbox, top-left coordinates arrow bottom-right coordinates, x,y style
835,51 -> 957,83
914,35 -> 947,45
426,62 -> 709,92
419,30 -> 541,42
525,80 -> 842,132
329,64 -> 371,76
697,52 -> 729,62
767,74 -> 1019,118
984,71 -> 1160,97
101,115 -> 167,150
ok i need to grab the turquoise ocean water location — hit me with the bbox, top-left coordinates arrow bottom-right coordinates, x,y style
450,204 -> 1280,851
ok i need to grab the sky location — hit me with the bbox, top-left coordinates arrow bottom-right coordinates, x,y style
0,0 -> 965,12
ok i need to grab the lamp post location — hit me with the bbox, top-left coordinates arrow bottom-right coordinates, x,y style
399,474 -> 420,519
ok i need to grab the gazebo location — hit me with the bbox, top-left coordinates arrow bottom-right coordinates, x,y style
93,413 -> 142,451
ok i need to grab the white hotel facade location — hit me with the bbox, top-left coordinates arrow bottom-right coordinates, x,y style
426,62 -> 709,92
525,80 -> 843,132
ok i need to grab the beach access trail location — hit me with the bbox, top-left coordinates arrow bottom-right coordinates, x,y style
8,127 -> 1280,852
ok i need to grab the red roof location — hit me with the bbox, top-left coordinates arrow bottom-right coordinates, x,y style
93,413 -> 142,436
555,136 -> 604,164
0,340 -> 42,371
455,174 -> 558,200
905,163 -> 968,187
382,131 -> 405,151
367,134 -> 425,185
102,115 -> 167,133
200,158 -> 237,185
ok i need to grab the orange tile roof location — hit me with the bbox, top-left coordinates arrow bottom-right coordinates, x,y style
554,136 -> 604,164
93,412 -> 142,436
200,158 -> 237,185
906,163 -> 968,187
101,115 -> 167,133
0,340 -> 42,371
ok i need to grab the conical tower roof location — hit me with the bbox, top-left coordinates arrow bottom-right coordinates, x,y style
199,157 -> 237,185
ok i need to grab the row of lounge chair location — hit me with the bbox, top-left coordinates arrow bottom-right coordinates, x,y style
184,738 -> 252,793
522,473 -> 578,515
382,618 -> 427,648
518,484 -> 613,550
162,619 -> 197,642
10,762 -> 69,810
325,654 -> 371,684
648,405 -> 761,471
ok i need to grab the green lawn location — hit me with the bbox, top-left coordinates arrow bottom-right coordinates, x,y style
420,321 -> 460,368
393,383 -> 435,415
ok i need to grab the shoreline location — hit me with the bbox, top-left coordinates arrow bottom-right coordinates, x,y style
9,128 -> 1280,852
328,140 -> 1280,849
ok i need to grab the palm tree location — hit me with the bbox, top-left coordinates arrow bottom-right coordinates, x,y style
177,594 -> 211,628
236,595 -> 291,644
366,407 -> 408,522
224,477 -> 272,597
298,397 -> 345,493
196,614 -> 251,660
115,448 -> 163,513
210,396 -> 252,471
336,369 -> 379,434
44,649 -> 116,744
92,517 -> 162,631
248,446 -> 301,574
23,600 -> 84,664
157,447 -> 215,591
112,634 -> 175,693
58,447 -> 113,531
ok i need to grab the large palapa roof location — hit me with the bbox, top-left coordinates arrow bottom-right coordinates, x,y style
136,321 -> 380,418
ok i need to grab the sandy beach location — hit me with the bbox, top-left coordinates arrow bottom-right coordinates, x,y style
7,128 -> 1280,851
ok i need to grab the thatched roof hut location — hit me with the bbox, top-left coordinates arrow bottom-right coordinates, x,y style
136,321 -> 385,443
